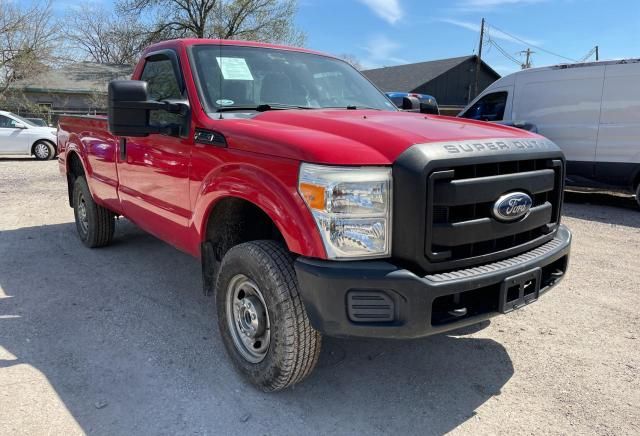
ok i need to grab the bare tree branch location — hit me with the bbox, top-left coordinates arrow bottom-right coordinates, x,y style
0,0 -> 61,97
116,0 -> 305,46
63,5 -> 152,65
338,54 -> 363,71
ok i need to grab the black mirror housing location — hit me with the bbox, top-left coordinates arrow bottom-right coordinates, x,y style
419,100 -> 440,115
401,96 -> 421,111
108,80 -> 154,137
108,80 -> 190,137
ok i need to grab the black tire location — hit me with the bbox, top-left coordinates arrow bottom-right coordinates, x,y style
215,240 -> 322,391
636,182 -> 640,209
33,140 -> 55,160
72,176 -> 115,248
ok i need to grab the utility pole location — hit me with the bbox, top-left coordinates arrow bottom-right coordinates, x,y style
520,48 -> 534,69
474,18 -> 485,98
595,45 -> 599,61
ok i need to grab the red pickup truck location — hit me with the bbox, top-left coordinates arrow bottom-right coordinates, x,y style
57,39 -> 571,391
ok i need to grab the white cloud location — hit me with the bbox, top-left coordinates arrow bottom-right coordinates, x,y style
438,18 -> 542,46
358,0 -> 403,24
455,0 -> 548,11
360,35 -> 408,69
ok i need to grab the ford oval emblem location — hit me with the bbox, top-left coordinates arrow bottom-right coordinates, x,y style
492,192 -> 533,222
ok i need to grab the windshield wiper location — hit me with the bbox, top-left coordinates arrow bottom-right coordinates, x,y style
216,104 -> 315,112
322,105 -> 383,110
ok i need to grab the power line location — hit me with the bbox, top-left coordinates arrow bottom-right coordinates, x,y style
485,22 -> 578,63
486,35 -> 521,66
579,46 -> 600,62
579,47 -> 596,62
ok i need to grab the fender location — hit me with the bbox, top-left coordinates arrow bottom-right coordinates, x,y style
190,161 -> 326,259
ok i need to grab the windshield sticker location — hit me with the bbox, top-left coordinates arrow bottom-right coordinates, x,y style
216,57 -> 254,81
216,99 -> 235,106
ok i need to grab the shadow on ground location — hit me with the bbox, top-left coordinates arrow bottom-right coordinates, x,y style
563,191 -> 640,228
0,221 -> 513,434
0,157 -> 37,162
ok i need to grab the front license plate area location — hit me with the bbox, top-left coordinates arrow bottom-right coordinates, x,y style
499,268 -> 542,314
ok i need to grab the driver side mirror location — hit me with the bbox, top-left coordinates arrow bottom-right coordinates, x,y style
13,122 -> 27,129
108,80 -> 189,137
401,96 -> 421,111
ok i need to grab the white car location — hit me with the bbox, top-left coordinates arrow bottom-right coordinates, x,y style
0,110 -> 58,160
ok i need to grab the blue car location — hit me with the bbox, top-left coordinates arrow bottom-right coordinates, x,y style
386,92 -> 439,115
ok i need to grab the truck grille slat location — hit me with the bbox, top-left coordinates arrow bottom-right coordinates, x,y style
425,158 -> 563,270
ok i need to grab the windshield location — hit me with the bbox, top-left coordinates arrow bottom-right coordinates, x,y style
190,45 -> 397,112
8,112 -> 37,127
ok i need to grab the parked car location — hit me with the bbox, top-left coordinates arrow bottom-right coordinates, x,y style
459,59 -> 640,207
26,117 -> 49,127
57,39 -> 571,391
386,92 -> 440,114
0,111 -> 57,160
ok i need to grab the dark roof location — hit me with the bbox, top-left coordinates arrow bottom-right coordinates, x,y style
10,62 -> 134,94
362,55 -> 500,92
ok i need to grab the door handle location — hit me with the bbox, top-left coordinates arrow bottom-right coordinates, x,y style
119,137 -> 126,161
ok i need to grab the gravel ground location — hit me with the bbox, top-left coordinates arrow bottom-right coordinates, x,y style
0,159 -> 638,435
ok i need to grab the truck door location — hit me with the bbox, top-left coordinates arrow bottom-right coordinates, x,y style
116,51 -> 193,251
595,62 -> 640,188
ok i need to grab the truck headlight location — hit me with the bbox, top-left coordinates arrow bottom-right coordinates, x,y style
298,163 -> 392,259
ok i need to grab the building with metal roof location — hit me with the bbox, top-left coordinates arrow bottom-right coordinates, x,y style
2,62 -> 134,123
363,55 -> 500,112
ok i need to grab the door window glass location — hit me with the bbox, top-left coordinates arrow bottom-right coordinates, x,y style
0,115 -> 19,128
462,91 -> 508,121
140,58 -> 185,128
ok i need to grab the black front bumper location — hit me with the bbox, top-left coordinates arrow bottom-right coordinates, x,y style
295,225 -> 571,339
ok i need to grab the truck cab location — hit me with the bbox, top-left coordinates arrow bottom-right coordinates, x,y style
58,39 -> 571,391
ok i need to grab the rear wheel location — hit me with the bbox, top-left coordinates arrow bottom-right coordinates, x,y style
215,240 -> 322,391
33,141 -> 54,160
635,182 -> 640,209
73,176 -> 115,247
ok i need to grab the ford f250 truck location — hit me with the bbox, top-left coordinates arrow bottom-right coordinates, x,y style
57,39 -> 571,391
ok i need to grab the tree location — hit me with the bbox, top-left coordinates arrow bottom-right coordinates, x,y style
338,54 -> 363,70
0,0 -> 60,96
118,0 -> 306,46
64,5 -> 150,65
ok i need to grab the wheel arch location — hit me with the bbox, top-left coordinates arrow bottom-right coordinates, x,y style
65,149 -> 88,207
193,163 -> 325,260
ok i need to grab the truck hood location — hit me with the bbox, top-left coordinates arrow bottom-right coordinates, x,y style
218,109 -> 541,165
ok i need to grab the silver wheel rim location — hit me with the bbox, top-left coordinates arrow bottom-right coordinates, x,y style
77,193 -> 89,235
226,274 -> 270,363
35,143 -> 49,159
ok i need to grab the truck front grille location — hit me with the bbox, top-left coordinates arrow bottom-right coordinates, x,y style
424,158 -> 563,270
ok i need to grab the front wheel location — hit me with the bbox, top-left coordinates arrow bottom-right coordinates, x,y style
215,241 -> 322,391
636,182 -> 640,209
33,141 -> 55,160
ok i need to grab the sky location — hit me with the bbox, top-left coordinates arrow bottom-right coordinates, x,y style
47,0 -> 640,75
295,0 -> 640,74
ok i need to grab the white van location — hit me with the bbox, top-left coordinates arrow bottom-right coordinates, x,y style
459,59 -> 640,206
